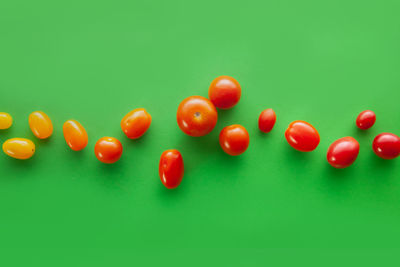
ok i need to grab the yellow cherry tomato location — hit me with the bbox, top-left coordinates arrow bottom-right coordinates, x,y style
0,112 -> 13,129
29,111 -> 53,139
2,138 -> 35,159
63,120 -> 88,151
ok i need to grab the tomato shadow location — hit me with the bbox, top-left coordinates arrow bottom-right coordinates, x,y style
93,158 -> 131,193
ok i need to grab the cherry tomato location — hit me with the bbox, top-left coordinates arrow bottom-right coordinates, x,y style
356,110 -> 376,130
94,137 -> 123,164
63,120 -> 88,151
2,138 -> 35,159
327,137 -> 360,168
219,124 -> 250,156
372,133 -> 400,160
0,112 -> 13,129
285,120 -> 320,152
159,149 -> 184,189
177,96 -> 218,137
208,76 -> 241,109
29,111 -> 53,139
258,108 -> 276,133
121,108 -> 152,139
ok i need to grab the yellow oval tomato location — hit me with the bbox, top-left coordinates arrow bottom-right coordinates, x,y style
2,138 -> 35,159
0,112 -> 13,129
29,111 -> 53,139
63,120 -> 88,151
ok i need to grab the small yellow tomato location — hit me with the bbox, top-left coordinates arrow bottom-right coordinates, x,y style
2,138 -> 35,159
29,111 -> 53,139
0,112 -> 13,129
63,120 -> 88,151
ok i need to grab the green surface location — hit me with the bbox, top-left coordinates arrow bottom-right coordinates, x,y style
1,0 -> 400,264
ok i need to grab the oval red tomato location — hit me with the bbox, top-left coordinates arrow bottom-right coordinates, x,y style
121,108 -> 152,139
372,133 -> 400,159
356,110 -> 376,130
285,120 -> 320,152
219,124 -> 250,156
208,76 -> 241,109
258,108 -> 276,133
327,137 -> 360,168
159,149 -> 184,189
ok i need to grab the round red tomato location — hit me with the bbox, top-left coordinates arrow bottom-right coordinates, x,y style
327,137 -> 360,168
208,76 -> 241,109
121,108 -> 152,139
219,124 -> 250,156
285,120 -> 320,152
177,96 -> 218,137
356,110 -> 376,130
372,133 -> 400,159
258,108 -> 276,133
159,149 -> 184,189
94,137 -> 123,164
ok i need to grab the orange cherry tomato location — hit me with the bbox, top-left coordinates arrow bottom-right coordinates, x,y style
63,120 -> 88,151
0,112 -> 13,129
159,149 -> 184,189
29,111 -> 53,139
219,124 -> 250,156
94,137 -> 123,164
356,110 -> 376,130
177,96 -> 218,137
208,76 -> 241,109
327,137 -> 360,168
285,120 -> 320,152
258,108 -> 276,133
121,108 -> 152,139
2,138 -> 35,159
372,133 -> 400,160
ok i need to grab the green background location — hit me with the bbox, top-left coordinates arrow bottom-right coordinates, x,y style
1,0 -> 400,264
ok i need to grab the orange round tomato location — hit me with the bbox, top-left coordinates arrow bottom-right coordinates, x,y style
258,108 -> 276,133
159,149 -> 184,189
121,108 -> 152,139
177,96 -> 218,137
219,124 -> 250,156
63,120 -> 88,151
94,137 -> 123,164
285,120 -> 320,152
208,76 -> 241,109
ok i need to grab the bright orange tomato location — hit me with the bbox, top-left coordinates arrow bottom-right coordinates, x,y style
219,124 -> 250,156
94,137 -> 123,164
121,108 -> 152,139
2,138 -> 35,159
63,120 -> 88,151
29,111 -> 53,139
209,76 -> 241,109
258,108 -> 276,133
159,149 -> 184,189
285,120 -> 320,152
177,96 -> 218,137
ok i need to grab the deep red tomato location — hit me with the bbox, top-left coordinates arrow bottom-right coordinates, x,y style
208,76 -> 241,109
356,110 -> 376,130
258,108 -> 276,133
219,124 -> 250,156
94,137 -> 123,164
177,96 -> 218,137
159,149 -> 184,189
327,137 -> 360,168
285,120 -> 320,152
121,108 -> 152,139
372,133 -> 400,159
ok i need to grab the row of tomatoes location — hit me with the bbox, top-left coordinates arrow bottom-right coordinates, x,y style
1,76 -> 399,189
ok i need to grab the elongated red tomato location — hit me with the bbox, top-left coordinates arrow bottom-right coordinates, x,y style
285,120 -> 320,152
159,149 -> 184,189
372,133 -> 400,159
258,108 -> 276,133
356,110 -> 376,130
327,137 -> 360,168
63,120 -> 88,151
121,108 -> 152,139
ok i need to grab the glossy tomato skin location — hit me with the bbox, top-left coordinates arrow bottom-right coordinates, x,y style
0,112 -> 13,129
219,124 -> 250,156
94,137 -> 123,164
159,149 -> 184,189
356,110 -> 376,130
177,96 -> 218,137
2,138 -> 35,160
121,108 -> 152,139
63,120 -> 88,151
285,120 -> 320,152
258,108 -> 276,133
208,76 -> 241,109
372,133 -> 400,159
327,137 -> 360,168
29,111 -> 53,139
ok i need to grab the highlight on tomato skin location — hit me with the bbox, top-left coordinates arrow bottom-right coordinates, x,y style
219,124 -> 250,156
2,138 -> 35,160
258,108 -> 276,133
121,108 -> 152,139
0,112 -> 13,130
285,120 -> 320,152
208,76 -> 241,109
159,149 -> 184,189
94,137 -> 123,164
372,133 -> 400,160
327,137 -> 360,168
356,110 -> 376,130
63,120 -> 88,151
28,111 -> 53,139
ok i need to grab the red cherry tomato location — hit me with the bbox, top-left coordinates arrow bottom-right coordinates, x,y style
94,137 -> 123,164
121,108 -> 152,139
177,96 -> 218,137
327,137 -> 360,168
258,108 -> 276,133
356,110 -> 376,130
208,76 -> 241,109
372,133 -> 400,159
219,124 -> 250,156
159,149 -> 184,189
285,120 -> 320,152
